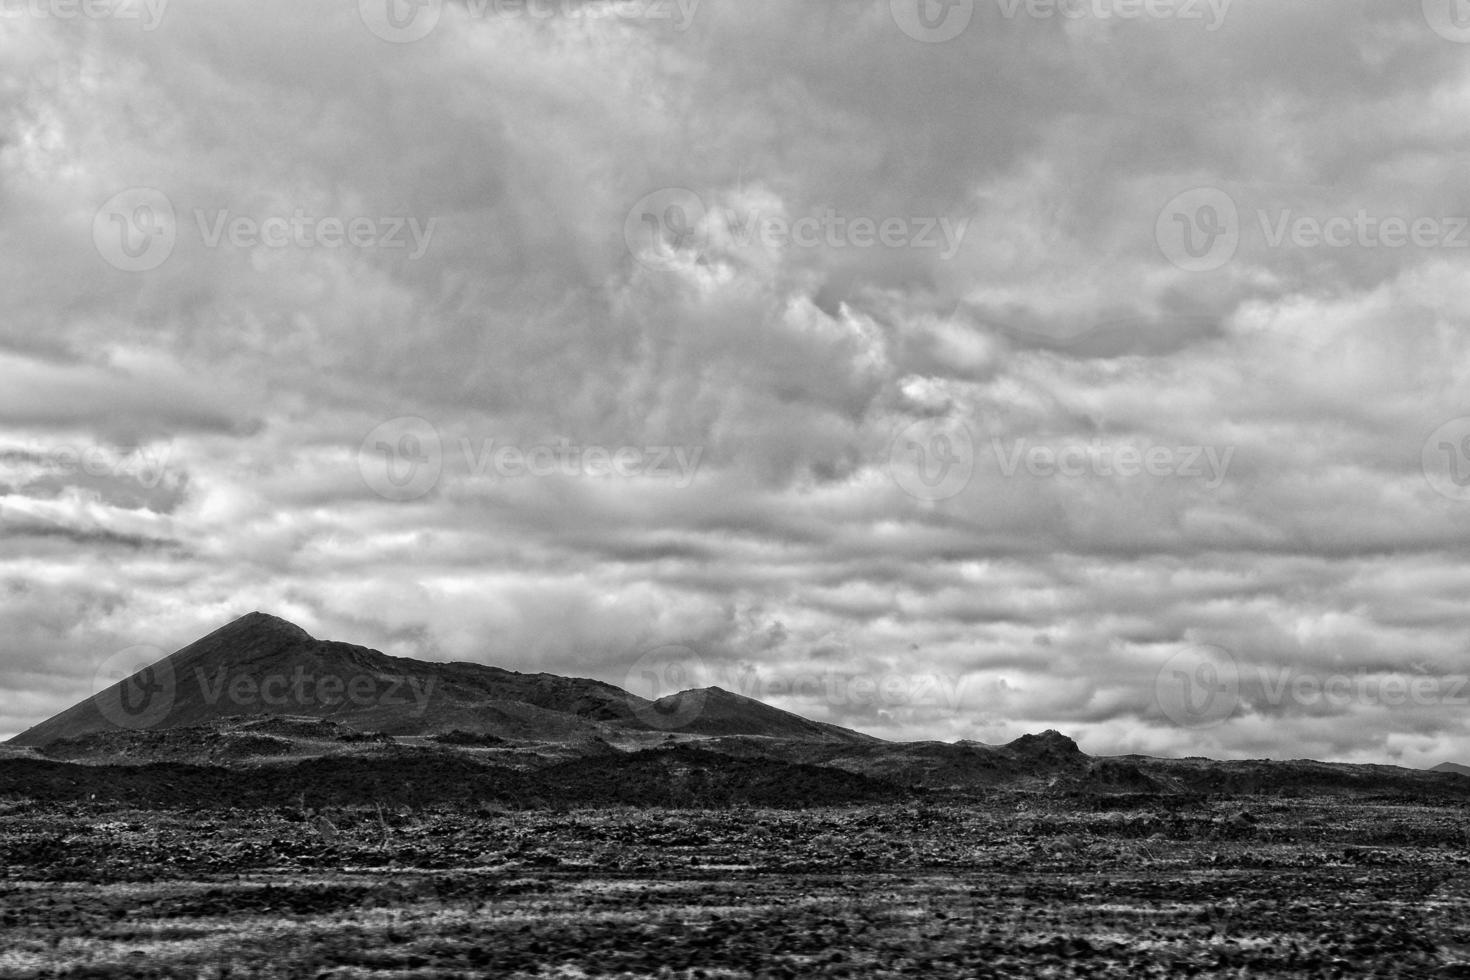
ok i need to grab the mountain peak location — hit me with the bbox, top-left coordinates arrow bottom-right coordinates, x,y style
150,610 -> 319,681
219,611 -> 313,640
1006,730 -> 1082,757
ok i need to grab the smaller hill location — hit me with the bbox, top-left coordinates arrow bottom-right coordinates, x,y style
1433,761 -> 1470,777
1004,730 -> 1084,763
642,687 -> 876,743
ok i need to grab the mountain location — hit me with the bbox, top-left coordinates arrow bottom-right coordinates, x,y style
642,686 -> 876,741
17,612 -> 1470,810
7,612 -> 872,747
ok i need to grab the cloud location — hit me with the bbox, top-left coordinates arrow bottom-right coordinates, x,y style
2,0 -> 1469,766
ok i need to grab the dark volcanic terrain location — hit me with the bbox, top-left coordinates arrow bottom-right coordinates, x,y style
5,613 -> 1470,977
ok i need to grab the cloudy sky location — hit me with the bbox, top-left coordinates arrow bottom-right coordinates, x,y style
4,0 -> 1470,765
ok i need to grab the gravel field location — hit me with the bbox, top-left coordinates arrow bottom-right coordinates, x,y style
3,796 -> 1468,978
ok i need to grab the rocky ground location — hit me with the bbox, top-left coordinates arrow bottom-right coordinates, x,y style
2,795 -> 1469,978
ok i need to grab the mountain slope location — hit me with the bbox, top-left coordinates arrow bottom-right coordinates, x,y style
1433,761 -> 1470,777
642,687 -> 877,743
8,612 -> 873,747
10,612 -> 648,745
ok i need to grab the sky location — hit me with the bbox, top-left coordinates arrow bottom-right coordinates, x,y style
4,0 -> 1470,766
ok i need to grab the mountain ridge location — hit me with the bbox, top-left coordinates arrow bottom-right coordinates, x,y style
14,612 -> 1470,808
7,612 -> 872,747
